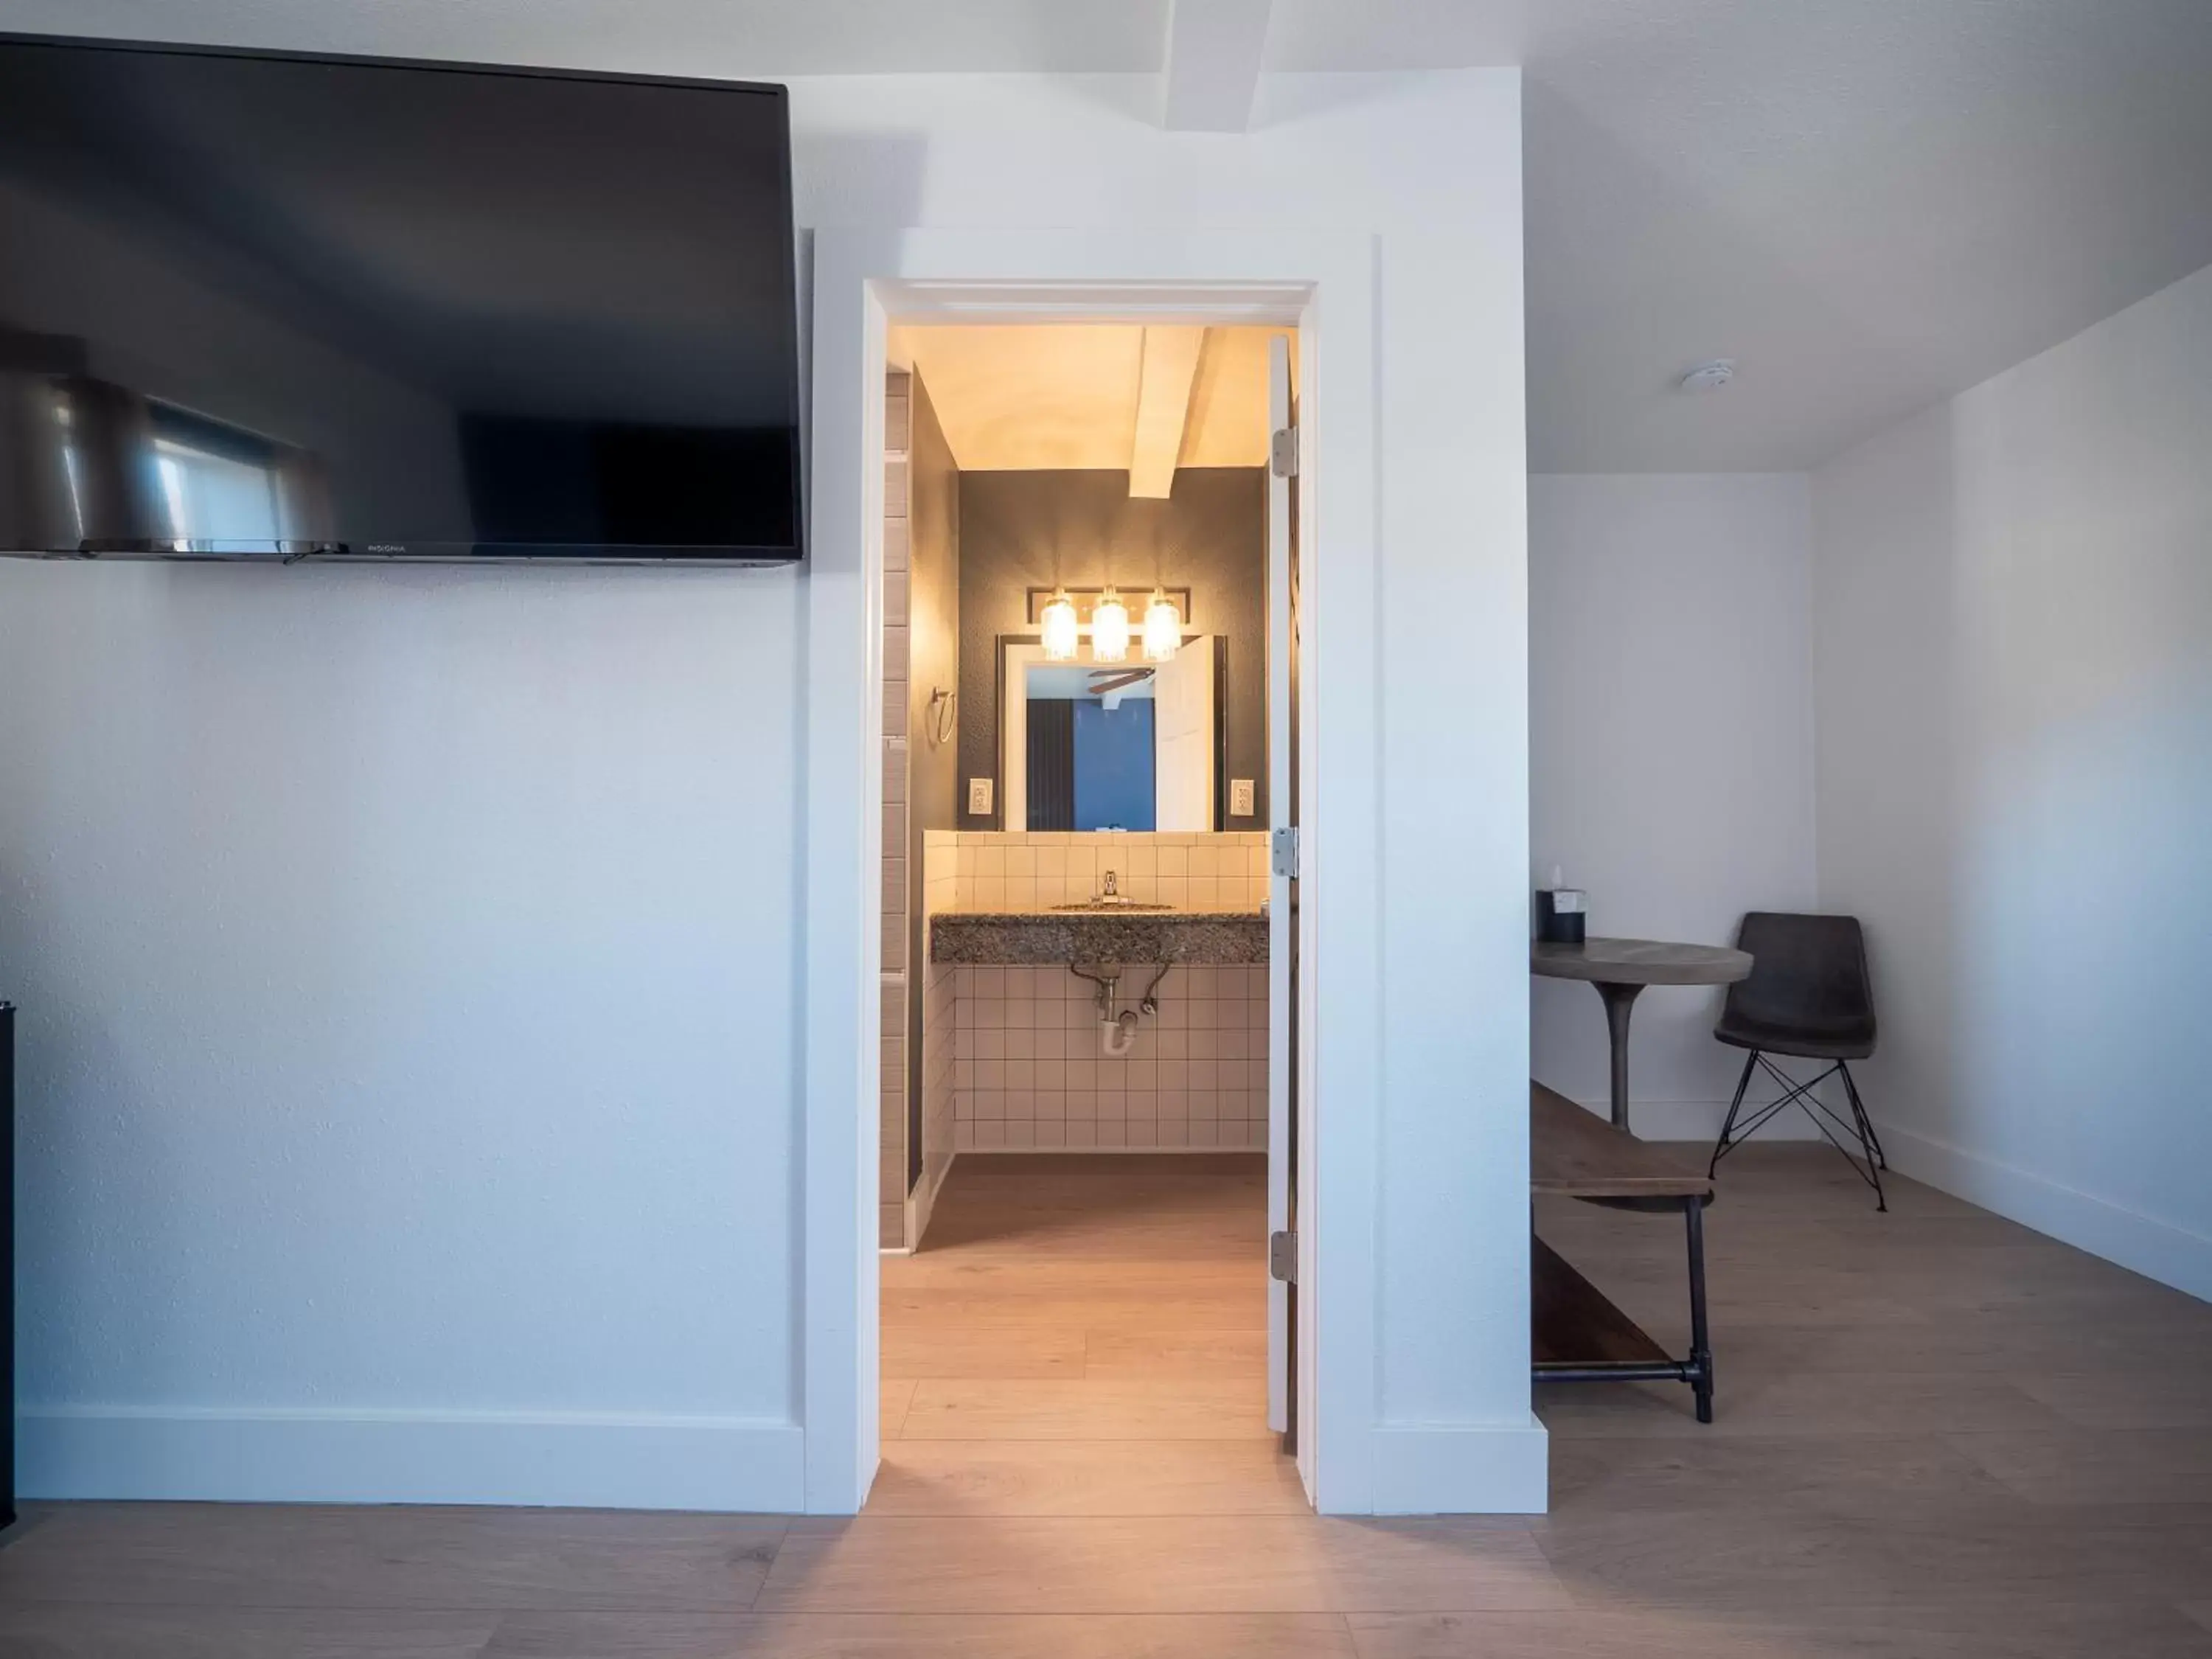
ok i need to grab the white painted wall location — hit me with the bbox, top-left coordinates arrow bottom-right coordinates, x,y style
0,17 -> 1533,1514
1812,260 -> 2212,1300
1529,474 -> 1820,1141
0,562 -> 808,1506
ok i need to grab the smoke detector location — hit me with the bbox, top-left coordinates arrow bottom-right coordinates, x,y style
1678,359 -> 1736,393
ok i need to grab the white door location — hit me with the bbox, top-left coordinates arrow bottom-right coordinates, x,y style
1152,636 -> 1216,832
1265,335 -> 1300,1444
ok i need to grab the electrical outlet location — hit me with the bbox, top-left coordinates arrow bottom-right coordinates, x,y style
1230,779 -> 1256,816
968,777 -> 993,816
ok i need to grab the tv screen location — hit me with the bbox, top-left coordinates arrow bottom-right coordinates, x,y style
0,35 -> 801,563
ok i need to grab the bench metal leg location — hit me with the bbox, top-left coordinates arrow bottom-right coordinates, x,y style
1686,1197 -> 1713,1424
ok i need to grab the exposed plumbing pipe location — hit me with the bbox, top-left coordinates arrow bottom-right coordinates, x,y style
1133,963 -> 1172,1016
1068,962 -> 1172,1057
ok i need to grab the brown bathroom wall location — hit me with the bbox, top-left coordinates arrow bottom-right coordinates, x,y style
955,467 -> 1267,830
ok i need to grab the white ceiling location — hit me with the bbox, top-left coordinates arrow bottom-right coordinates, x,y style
891,325 -> 1275,474
16,0 -> 2212,470
1476,1 -> 2212,470
1267,0 -> 2212,470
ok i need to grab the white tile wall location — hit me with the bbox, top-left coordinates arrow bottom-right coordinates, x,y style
950,831 -> 1268,913
953,964 -> 1268,1152
908,820 -> 1270,1170
917,832 -> 960,1214
879,371 -> 913,1248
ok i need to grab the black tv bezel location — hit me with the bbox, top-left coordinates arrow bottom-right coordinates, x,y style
0,31 -> 807,568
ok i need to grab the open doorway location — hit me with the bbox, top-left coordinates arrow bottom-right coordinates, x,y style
872,321 -> 1306,1500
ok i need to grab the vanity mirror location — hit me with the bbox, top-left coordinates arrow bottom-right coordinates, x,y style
998,635 -> 1222,831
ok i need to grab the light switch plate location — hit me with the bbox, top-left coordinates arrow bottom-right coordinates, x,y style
1230,779 -> 1256,816
968,778 -> 994,816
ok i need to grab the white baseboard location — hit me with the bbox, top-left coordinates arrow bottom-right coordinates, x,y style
1872,1119 -> 2212,1304
18,1406 -> 805,1512
1366,1417 -> 1549,1514
1552,1093 -> 1823,1145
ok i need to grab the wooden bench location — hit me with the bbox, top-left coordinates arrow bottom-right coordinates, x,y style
1531,1080 -> 1717,1422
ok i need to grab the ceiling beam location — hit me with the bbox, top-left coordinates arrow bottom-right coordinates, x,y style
1161,0 -> 1275,133
1128,326 -> 1207,498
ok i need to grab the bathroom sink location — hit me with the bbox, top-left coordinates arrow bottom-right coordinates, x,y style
932,908 -> 1267,965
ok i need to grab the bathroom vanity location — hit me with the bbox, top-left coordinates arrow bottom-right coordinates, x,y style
901,830 -> 1274,1173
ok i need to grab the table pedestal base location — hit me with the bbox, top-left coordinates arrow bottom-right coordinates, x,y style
1593,981 -> 1644,1132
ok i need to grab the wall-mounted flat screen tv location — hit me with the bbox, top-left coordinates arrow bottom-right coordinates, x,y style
0,35 -> 801,564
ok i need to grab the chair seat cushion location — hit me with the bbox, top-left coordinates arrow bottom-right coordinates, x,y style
1715,1016 -> 1873,1061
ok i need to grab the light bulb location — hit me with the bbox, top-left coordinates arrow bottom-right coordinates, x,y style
1040,589 -> 1079,661
1091,587 -> 1130,663
1142,590 -> 1181,662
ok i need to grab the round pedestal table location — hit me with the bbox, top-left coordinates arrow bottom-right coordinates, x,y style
1532,937 -> 1753,1133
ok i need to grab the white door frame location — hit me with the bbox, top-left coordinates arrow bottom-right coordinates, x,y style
803,227 -> 1377,1514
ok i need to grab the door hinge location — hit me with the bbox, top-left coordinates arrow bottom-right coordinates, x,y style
1269,1229 -> 1298,1284
1271,825 -> 1299,878
1270,425 -> 1298,478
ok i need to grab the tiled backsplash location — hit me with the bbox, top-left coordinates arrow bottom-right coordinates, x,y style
947,831 -> 1268,912
954,964 -> 1269,1151
922,830 -> 960,918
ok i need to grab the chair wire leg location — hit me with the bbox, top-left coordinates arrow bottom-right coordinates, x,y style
1709,1051 -> 1758,1176
1722,1053 -> 1888,1211
1838,1061 -> 1885,1170
1837,1062 -> 1887,1211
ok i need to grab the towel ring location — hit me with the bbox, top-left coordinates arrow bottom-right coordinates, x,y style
925,687 -> 957,748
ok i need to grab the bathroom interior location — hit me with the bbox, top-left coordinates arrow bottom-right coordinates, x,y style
876,323 -> 1298,1478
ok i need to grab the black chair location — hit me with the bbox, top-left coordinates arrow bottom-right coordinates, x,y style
1708,912 -> 1887,1209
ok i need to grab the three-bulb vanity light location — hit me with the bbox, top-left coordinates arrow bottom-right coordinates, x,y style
1037,585 -> 1182,664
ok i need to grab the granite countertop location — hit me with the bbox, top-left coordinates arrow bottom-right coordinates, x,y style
930,908 -> 1268,966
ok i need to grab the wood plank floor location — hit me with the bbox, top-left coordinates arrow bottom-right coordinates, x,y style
4,1147 -> 2211,1655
